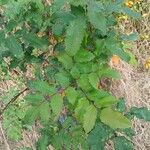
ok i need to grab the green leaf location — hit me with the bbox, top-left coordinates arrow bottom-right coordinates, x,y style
95,39 -> 105,56
4,1 -> 24,19
50,94 -> 63,116
36,135 -> 49,150
129,107 -> 150,121
51,130 -> 71,149
122,7 -> 141,19
52,0 -> 65,13
106,0 -> 122,13
24,106 -> 39,125
121,128 -> 135,139
55,71 -> 70,88
77,74 -> 93,91
106,37 -> 130,62
83,105 -> 97,133
75,98 -> 90,122
66,87 -> 78,105
68,0 -> 87,6
87,122 -> 114,150
88,1 -> 106,35
6,36 -> 23,59
116,98 -> 126,113
58,53 -> 73,69
28,80 -> 55,94
65,17 -> 86,56
23,33 -> 48,50
95,96 -> 118,108
70,66 -> 80,79
76,62 -> 93,74
39,102 -> 50,123
121,33 -> 139,41
88,72 -> 99,89
88,89 -> 110,101
113,136 -> 133,150
99,66 -> 121,79
126,50 -> 138,66
112,48 -> 130,62
100,108 -> 131,129
74,49 -> 95,63
25,93 -> 43,105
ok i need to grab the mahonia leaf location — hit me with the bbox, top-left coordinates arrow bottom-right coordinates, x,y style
66,87 -> 78,105
113,136 -> 133,150
65,17 -> 86,56
95,96 -> 118,108
50,94 -> 63,116
83,105 -> 97,133
129,107 -> 150,121
100,108 -> 131,129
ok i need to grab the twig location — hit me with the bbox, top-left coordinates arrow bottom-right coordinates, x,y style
0,121 -> 11,150
0,88 -> 29,116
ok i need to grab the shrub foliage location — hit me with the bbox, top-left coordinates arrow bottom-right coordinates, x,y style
0,0 -> 149,150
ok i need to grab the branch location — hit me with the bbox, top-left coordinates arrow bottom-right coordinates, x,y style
0,88 -> 29,116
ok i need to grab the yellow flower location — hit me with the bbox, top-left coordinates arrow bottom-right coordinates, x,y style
144,59 -> 150,69
125,1 -> 134,8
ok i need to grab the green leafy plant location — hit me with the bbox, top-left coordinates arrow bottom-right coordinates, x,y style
0,0 -> 149,149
